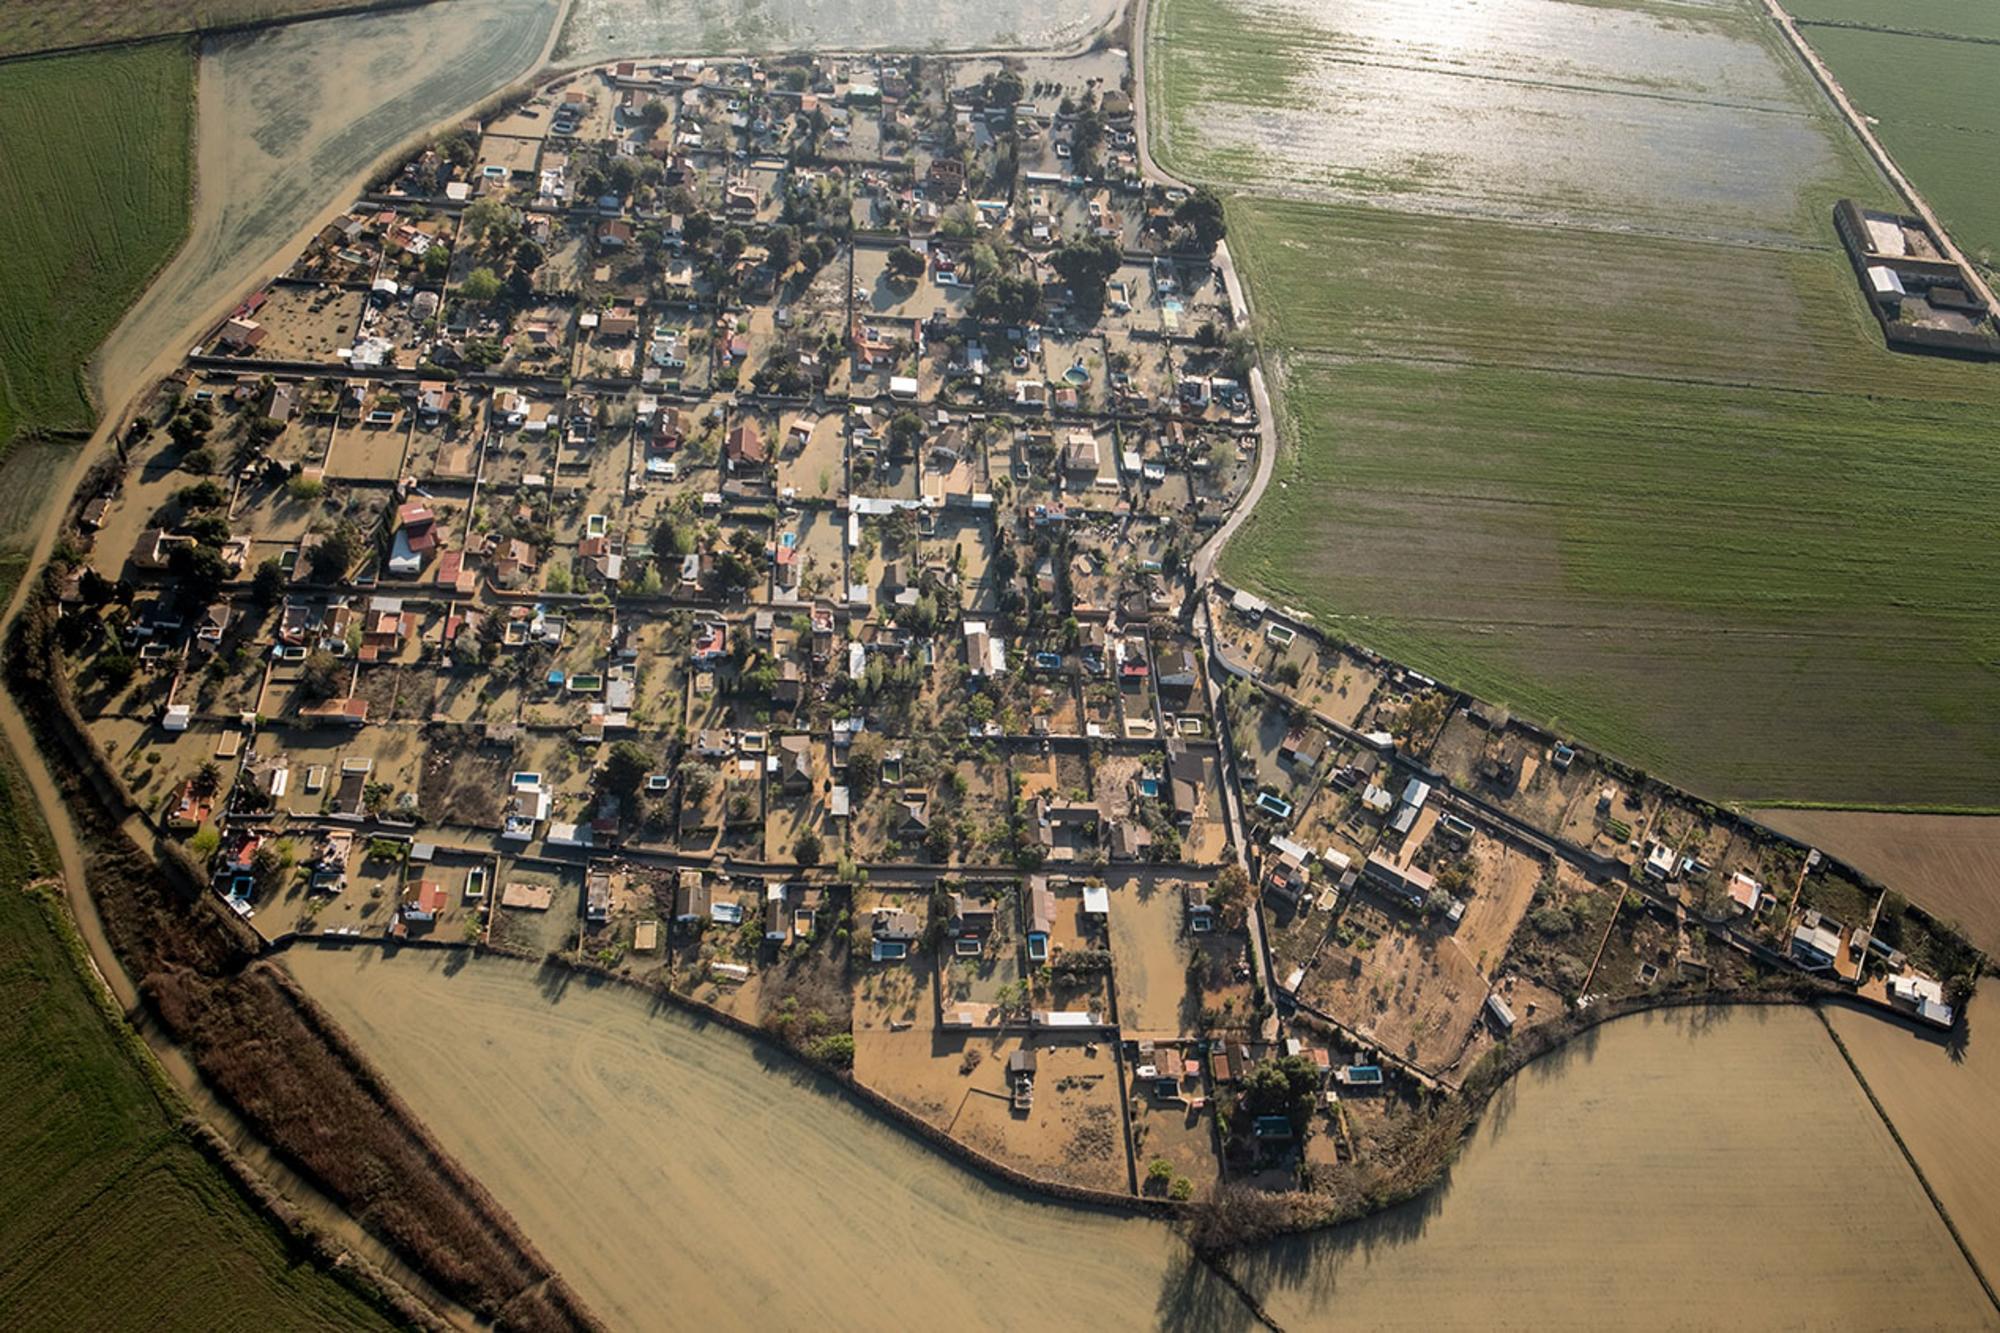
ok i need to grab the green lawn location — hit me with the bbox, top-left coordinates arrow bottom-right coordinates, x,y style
0,748 -> 397,1329
0,42 -> 192,452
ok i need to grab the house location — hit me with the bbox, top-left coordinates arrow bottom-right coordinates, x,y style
1164,739 -> 1204,826
357,596 -> 416,662
772,733 -> 813,792
401,878 -> 448,923
1363,850 -> 1434,911
725,420 -> 768,470
1279,727 -> 1327,771
585,865 -> 614,923
1887,973 -> 1955,1028
1156,647 -> 1198,694
389,504 -> 438,577
673,870 -> 711,924
1643,841 -> 1678,881
764,881 -> 790,942
1726,871 -> 1765,915
1026,877 -> 1056,962
963,620 -> 1005,676
949,893 -> 996,953
1391,778 -> 1430,836
1184,883 -> 1214,932
1791,913 -> 1842,969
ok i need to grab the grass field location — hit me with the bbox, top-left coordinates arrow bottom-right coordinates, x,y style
1791,0 -> 2000,41
0,758 -> 394,1330
0,1 -> 414,58
1220,196 -> 2000,806
0,43 -> 191,453
1800,25 -> 2000,267
1148,0 -> 1880,241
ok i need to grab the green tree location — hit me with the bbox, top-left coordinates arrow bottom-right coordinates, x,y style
1051,235 -> 1123,313
603,740 -> 653,797
886,244 -> 926,281
1175,186 -> 1227,257
794,828 -> 824,866
459,266 -> 502,302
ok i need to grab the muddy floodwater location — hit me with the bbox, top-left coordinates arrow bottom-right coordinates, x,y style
556,0 -> 1123,63
1827,990 -> 2000,1290
92,0 -> 561,415
282,948 -> 1996,1331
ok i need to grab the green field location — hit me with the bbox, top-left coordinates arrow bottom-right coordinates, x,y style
0,43 -> 192,452
1800,26 -> 2000,266
1221,196 -> 2000,806
0,1 -> 410,58
1790,0 -> 2000,41
0,759 -> 397,1329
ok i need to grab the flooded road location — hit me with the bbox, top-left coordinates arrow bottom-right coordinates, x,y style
284,949 -> 1997,1331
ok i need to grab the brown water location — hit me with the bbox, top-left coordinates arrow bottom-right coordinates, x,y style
91,0 -> 564,417
282,948 -> 1997,1331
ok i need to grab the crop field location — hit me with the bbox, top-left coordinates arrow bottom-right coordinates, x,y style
1147,0 -> 1878,240
0,2 -> 414,58
0,760 -> 393,1330
1754,809 -> 2000,953
1225,351 -> 2000,804
1250,1005 -> 1995,1329
556,0 -> 1119,63
1827,992 -> 2000,1288
1221,198 -> 1996,395
0,43 -> 191,453
1790,0 -> 2000,42
1800,26 -> 2000,266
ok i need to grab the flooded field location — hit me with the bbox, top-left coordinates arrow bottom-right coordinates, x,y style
283,948 -> 1995,1330
556,0 -> 1122,63
278,946 -> 1247,1331
1251,1005 -> 1994,1329
1149,0 -> 1877,240
92,0 -> 561,414
1754,809 -> 2000,955
1827,991 -> 2000,1290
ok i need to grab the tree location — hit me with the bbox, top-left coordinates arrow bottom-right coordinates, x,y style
603,740 -> 653,796
765,225 -> 798,274
299,649 -> 343,701
1212,862 -> 1251,930
886,244 -> 926,282
98,652 -> 138,688
677,761 -> 715,806
459,266 -> 502,302
191,762 -> 222,798
846,733 -> 884,791
423,243 -> 453,279
1148,1157 -> 1175,1186
168,543 -> 232,601
174,480 -> 227,511
252,557 -> 286,604
637,100 -> 670,132
794,828 -> 824,866
986,69 -> 1025,106
462,198 -> 515,245
1239,1054 -> 1321,1134
886,410 -> 924,460
1175,186 -> 1227,257
1051,235 -> 1123,313
308,524 -> 358,582
971,273 -> 1043,324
